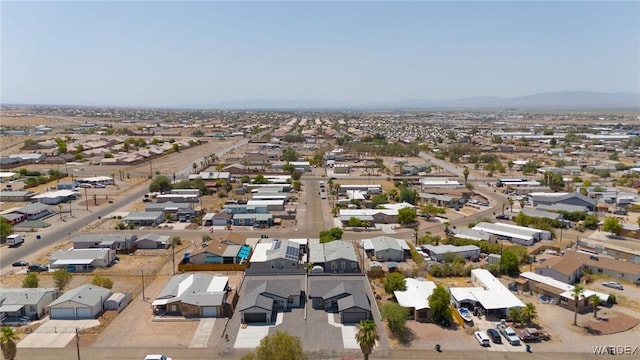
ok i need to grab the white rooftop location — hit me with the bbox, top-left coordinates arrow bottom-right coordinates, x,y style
394,278 -> 436,310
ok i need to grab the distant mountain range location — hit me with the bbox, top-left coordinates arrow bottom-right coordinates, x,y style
195,91 -> 640,110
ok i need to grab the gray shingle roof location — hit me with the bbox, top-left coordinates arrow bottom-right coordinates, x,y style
49,284 -> 111,307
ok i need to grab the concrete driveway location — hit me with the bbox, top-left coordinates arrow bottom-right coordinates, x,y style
18,318 -> 101,348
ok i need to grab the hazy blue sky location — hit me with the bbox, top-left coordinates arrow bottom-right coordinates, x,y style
2,1 -> 639,107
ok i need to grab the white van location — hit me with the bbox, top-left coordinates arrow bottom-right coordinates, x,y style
474,331 -> 491,347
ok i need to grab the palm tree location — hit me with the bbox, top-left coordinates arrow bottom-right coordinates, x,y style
508,198 -> 515,212
508,307 -> 522,326
572,284 -> 584,326
463,167 -> 470,185
590,295 -> 601,318
521,303 -> 537,324
355,319 -> 378,360
1,327 -> 18,360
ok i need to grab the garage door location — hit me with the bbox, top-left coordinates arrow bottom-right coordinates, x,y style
50,308 -> 75,319
243,312 -> 267,323
76,307 -> 93,319
341,311 -> 367,324
202,307 -> 218,317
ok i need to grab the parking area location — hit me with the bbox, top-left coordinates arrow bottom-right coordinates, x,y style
17,319 -> 101,348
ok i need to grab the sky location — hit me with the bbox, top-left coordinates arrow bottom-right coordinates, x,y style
1,1 -> 639,107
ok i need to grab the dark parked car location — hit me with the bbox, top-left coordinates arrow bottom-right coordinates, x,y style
12,261 -> 29,267
27,264 -> 48,273
487,328 -> 502,344
496,214 -> 510,220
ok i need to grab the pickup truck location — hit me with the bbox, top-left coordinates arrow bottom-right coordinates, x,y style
518,328 -> 550,342
499,326 -> 521,345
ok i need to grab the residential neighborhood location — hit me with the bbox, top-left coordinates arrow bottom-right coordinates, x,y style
1,105 -> 640,359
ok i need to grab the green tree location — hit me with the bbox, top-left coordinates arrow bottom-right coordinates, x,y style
521,303 -> 537,324
0,217 -> 13,239
500,249 -> 520,277
355,319 -> 379,360
572,284 -> 584,326
398,187 -> 416,204
253,174 -> 269,184
602,217 -> 623,236
254,331 -> 306,360
53,269 -> 72,290
149,175 -> 173,193
282,148 -> 298,162
23,273 -> 38,288
1,327 -> 18,360
428,284 -> 452,323
282,163 -> 296,174
590,294 -> 600,318
383,272 -> 406,294
319,227 -> 343,243
508,307 -> 522,325
397,207 -> 417,225
380,303 -> 409,340
91,275 -> 114,289
348,217 -> 362,227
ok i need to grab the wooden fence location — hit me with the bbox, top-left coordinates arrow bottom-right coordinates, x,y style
177,263 -> 246,272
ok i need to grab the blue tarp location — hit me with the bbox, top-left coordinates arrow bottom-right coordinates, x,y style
238,245 -> 251,260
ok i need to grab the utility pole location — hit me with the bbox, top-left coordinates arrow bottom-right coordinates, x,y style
75,327 -> 80,360
172,242 -> 176,275
140,270 -> 145,301
84,187 -> 89,211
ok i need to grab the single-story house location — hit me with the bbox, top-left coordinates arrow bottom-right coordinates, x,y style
519,271 -> 606,313
0,288 -> 59,324
30,190 -> 77,205
422,244 -> 480,262
238,277 -> 304,323
73,234 -> 137,251
308,277 -> 372,324
135,233 -> 172,249
152,273 -> 230,318
246,239 -> 304,274
365,236 -> 406,262
187,240 -> 244,265
535,250 -> 640,285
393,278 -> 436,322
0,191 -> 35,202
308,240 -> 360,273
339,209 -> 398,225
49,248 -> 116,271
232,213 -> 273,227
530,192 -> 596,212
123,211 -> 164,226
13,202 -> 51,221
48,284 -> 112,319
202,212 -> 232,227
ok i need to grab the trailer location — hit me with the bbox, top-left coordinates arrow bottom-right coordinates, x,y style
6,234 -> 24,247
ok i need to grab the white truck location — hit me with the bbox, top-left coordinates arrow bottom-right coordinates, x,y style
6,234 -> 24,247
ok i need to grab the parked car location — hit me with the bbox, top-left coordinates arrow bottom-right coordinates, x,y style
144,355 -> 172,360
496,214 -> 510,220
499,326 -> 521,345
612,208 -> 627,215
602,281 -> 624,290
486,328 -> 502,344
474,331 -> 491,347
12,261 -> 29,267
518,328 -> 550,342
27,264 -> 48,273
